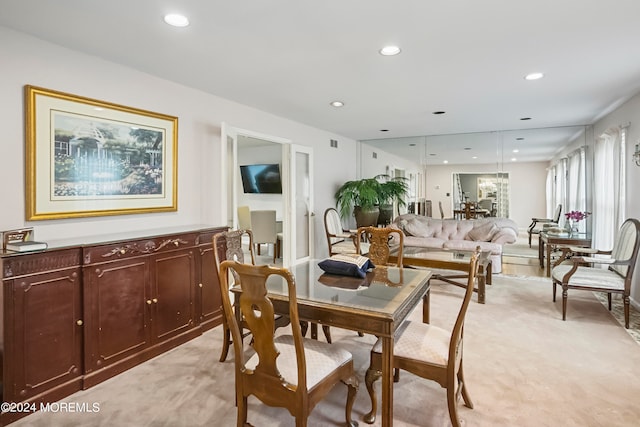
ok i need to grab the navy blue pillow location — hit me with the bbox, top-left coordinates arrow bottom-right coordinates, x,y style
318,255 -> 375,278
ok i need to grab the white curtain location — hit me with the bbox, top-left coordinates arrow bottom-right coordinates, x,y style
593,128 -> 626,250
566,147 -> 587,232
545,167 -> 554,218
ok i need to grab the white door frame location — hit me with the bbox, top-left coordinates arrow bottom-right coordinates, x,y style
221,123 -> 297,264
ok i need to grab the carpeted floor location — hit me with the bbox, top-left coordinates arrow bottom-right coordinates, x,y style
12,274 -> 640,426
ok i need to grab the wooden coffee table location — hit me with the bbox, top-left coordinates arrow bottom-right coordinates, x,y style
389,246 -> 492,306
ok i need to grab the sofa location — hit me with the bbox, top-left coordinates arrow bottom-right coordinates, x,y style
389,214 -> 519,273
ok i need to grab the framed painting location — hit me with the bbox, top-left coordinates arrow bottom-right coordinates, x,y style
24,85 -> 178,220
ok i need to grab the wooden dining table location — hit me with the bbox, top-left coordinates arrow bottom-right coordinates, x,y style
234,260 -> 432,426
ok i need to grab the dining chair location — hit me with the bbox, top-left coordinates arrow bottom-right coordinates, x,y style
355,226 -> 405,341
551,218 -> 640,328
527,204 -> 562,247
213,229 -> 289,362
363,247 -> 481,427
218,260 -> 359,427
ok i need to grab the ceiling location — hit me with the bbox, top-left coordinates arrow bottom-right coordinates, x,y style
3,1 -> 640,164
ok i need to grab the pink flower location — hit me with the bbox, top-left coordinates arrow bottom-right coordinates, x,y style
564,210 -> 591,222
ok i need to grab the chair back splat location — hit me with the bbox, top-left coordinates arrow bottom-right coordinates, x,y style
356,226 -> 404,267
218,260 -> 359,426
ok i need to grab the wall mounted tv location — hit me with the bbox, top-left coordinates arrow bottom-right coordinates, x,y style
240,164 -> 283,194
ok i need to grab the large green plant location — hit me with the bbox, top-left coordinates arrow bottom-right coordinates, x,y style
376,174 -> 409,207
334,178 -> 381,219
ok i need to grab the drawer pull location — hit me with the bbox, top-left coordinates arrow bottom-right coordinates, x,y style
198,283 -> 203,288
76,320 -> 83,326
147,299 -> 153,305
152,298 -> 158,303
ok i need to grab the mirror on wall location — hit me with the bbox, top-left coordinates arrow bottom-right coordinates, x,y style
361,125 -> 588,228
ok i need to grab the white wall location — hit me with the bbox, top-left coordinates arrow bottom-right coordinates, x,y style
0,26 -> 363,258
423,161 -> 548,229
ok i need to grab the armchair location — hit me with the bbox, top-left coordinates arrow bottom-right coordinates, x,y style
324,208 -> 369,256
551,218 -> 640,328
528,204 -> 562,247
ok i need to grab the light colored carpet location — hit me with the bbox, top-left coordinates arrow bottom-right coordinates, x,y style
13,275 -> 640,426
502,231 -> 539,259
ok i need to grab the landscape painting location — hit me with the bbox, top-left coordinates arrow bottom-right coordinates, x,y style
25,85 -> 178,220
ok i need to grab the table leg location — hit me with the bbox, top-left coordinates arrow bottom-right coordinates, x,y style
422,290 -> 430,324
477,269 -> 486,304
546,243 -> 552,277
381,336 -> 394,427
539,238 -> 544,268
486,261 -> 492,285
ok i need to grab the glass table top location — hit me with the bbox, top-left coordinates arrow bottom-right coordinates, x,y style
261,260 -> 431,316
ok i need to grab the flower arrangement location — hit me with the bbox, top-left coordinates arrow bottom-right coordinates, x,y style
565,210 -> 591,222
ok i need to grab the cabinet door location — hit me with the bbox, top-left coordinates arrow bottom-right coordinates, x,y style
83,259 -> 150,373
9,267 -> 83,401
149,249 -> 196,342
197,243 -> 223,330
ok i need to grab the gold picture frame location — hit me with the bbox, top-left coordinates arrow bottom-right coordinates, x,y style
25,85 -> 178,220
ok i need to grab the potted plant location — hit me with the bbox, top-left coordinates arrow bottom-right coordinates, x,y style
376,174 -> 409,225
334,178 -> 382,227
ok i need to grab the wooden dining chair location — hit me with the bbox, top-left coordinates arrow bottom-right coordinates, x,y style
363,248 -> 481,427
213,229 -> 289,362
218,260 -> 359,427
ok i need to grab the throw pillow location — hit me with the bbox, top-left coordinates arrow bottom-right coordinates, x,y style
403,218 -> 433,237
467,221 -> 499,241
318,254 -> 375,278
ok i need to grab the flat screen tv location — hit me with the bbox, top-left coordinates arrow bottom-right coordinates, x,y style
240,164 -> 282,194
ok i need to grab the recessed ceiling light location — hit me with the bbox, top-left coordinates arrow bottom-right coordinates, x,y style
94,107 -> 104,111
433,111 -> 446,115
524,72 -> 544,81
379,45 -> 401,56
330,100 -> 344,107
409,143 -> 416,146
443,160 -> 449,164
516,137 -> 525,140
472,156 -> 478,159
513,149 -> 519,153
520,117 -> 532,121
429,153 -> 437,156
511,157 -> 518,162
464,147 -> 471,151
164,13 -> 189,27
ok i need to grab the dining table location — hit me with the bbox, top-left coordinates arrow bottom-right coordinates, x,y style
234,259 -> 432,426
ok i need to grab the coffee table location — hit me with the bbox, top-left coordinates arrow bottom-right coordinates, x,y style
389,246 -> 492,309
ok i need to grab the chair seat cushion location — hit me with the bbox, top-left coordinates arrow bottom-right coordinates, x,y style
318,254 -> 375,278
246,335 -> 352,388
372,321 -> 450,366
552,265 -> 625,290
331,241 -> 370,255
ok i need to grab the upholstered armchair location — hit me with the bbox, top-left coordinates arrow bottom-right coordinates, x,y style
528,204 -> 562,247
551,218 -> 640,328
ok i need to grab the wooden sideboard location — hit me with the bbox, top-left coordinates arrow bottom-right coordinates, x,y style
0,225 -> 226,425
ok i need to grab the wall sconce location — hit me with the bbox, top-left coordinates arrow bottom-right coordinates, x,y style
634,142 -> 640,166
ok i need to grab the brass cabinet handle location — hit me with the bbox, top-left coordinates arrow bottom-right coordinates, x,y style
152,298 -> 158,303
198,283 -> 203,288
76,320 -> 83,326
146,299 -> 152,305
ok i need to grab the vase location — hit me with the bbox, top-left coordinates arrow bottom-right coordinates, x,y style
567,219 -> 579,234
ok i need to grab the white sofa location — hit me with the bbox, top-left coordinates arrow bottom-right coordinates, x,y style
389,214 -> 519,273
